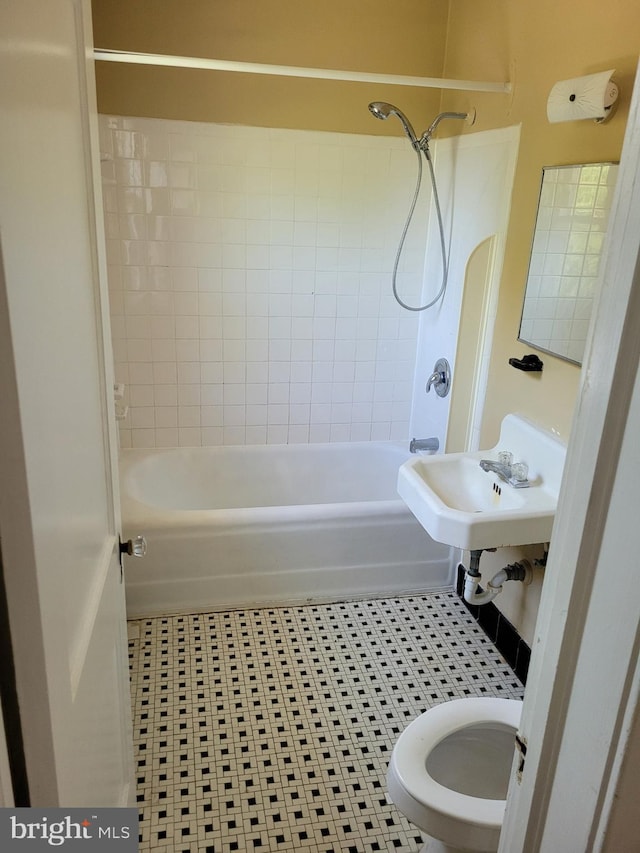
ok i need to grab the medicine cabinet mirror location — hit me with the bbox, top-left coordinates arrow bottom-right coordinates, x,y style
518,162 -> 618,365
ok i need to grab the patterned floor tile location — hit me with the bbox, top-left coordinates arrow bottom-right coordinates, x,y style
129,592 -> 522,852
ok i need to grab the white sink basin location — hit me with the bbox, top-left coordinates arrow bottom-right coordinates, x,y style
398,414 -> 567,550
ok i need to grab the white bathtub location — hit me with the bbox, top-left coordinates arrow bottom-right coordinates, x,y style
120,442 -> 455,617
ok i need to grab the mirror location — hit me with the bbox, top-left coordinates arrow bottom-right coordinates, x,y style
519,162 -> 618,365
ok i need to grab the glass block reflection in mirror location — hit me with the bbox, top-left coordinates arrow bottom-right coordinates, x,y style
519,162 -> 618,365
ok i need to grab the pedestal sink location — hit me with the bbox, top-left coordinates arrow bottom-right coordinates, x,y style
398,414 -> 567,550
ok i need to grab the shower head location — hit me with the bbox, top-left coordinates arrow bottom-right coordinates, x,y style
368,101 -> 418,147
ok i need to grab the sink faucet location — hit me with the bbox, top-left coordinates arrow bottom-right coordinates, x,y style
479,460 -> 512,483
479,459 -> 530,488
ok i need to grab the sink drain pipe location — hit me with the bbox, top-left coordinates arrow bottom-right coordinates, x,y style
463,549 -> 532,606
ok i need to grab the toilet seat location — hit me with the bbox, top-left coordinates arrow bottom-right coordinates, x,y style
388,697 -> 522,852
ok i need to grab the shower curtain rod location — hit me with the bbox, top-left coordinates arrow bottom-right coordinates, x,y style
94,49 -> 511,94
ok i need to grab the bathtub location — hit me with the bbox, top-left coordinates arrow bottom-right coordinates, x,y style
120,441 -> 455,617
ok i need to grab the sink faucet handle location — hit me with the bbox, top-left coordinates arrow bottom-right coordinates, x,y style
511,461 -> 529,482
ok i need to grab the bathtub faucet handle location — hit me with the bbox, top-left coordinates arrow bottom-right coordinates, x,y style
426,371 -> 441,391
425,358 -> 451,398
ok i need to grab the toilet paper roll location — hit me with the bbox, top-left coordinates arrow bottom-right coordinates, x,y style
547,69 -> 618,123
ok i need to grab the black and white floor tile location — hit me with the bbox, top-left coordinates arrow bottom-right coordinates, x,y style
129,592 -> 523,852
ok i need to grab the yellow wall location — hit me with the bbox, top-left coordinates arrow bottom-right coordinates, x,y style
443,0 -> 639,444
92,0 -> 447,136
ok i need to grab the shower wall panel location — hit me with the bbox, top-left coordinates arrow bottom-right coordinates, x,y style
100,115 -> 425,447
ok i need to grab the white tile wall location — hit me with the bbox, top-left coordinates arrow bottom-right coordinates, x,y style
100,115 -> 424,447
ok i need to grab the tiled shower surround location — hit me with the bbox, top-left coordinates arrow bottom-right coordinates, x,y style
129,593 -> 523,851
100,116 -> 427,448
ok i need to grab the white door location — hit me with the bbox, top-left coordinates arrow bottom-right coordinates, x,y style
0,0 -> 134,806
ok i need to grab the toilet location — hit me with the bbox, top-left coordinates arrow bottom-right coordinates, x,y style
387,697 -> 522,853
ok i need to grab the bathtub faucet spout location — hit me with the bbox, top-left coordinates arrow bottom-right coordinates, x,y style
410,437 -> 439,454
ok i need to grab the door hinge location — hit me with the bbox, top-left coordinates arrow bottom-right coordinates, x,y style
515,732 -> 528,782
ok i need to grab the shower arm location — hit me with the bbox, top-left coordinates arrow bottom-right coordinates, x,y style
417,111 -> 470,151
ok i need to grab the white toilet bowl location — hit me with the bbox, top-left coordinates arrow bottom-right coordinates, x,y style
387,697 -> 522,853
